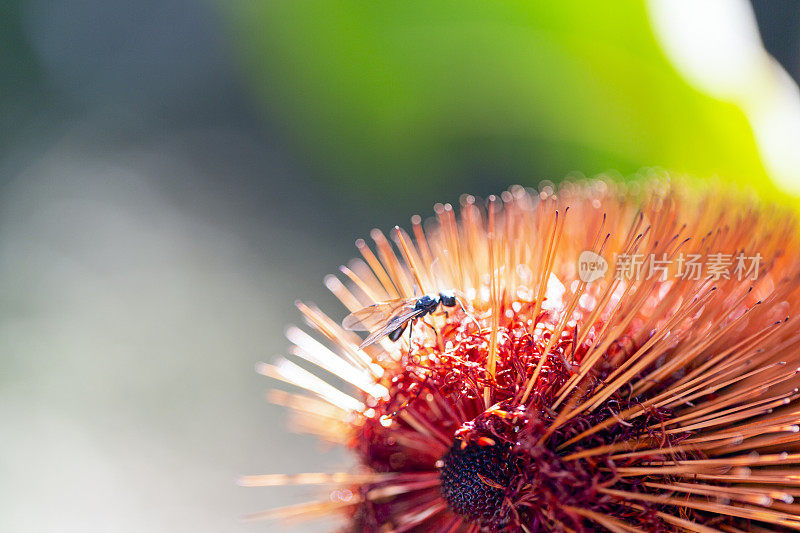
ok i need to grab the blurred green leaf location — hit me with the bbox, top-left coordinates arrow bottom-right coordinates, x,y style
223,1 -> 777,203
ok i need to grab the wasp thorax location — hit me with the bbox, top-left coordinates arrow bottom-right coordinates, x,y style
439,439 -> 515,526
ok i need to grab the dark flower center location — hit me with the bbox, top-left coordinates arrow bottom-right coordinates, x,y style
439,440 -> 513,525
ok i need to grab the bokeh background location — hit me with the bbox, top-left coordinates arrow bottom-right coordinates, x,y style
1,1 -> 799,531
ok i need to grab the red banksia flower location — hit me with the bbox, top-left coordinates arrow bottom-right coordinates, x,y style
244,179 -> 800,531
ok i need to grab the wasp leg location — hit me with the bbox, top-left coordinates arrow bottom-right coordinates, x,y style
458,300 -> 482,334
419,317 -> 441,348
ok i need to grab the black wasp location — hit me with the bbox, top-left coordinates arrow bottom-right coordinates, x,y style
342,291 -> 458,349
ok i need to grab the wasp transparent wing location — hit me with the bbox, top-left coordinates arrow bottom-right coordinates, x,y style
343,299 -> 426,349
358,308 -> 426,349
342,299 -> 415,331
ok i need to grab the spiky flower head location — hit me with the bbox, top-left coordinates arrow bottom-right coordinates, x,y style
244,179 -> 800,531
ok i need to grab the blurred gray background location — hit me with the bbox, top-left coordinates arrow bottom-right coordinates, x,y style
1,2 -> 357,531
0,1 -> 798,532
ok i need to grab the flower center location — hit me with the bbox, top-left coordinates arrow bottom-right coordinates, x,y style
439,440 -> 513,525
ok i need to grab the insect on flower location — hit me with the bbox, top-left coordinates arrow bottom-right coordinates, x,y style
342,291 -> 460,349
244,178 -> 800,532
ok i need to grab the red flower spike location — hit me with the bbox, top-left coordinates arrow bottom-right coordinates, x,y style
244,179 -> 800,532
